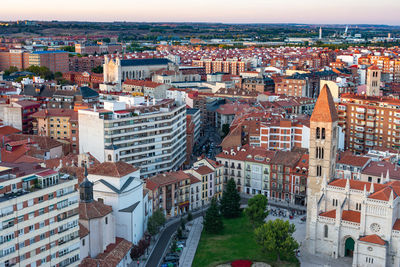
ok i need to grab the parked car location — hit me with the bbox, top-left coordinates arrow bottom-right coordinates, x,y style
164,255 -> 179,262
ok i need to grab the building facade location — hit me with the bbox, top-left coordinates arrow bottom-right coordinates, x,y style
79,97 -> 186,178
0,164 -> 80,267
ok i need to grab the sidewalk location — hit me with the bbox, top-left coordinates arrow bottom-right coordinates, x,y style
179,217 -> 203,267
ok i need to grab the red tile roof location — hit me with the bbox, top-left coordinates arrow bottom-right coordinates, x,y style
359,234 -> 386,246
79,200 -> 113,220
88,161 -> 138,178
0,126 -> 21,137
319,210 -> 360,223
319,209 -> 336,219
123,79 -> 163,88
337,154 -> 370,167
79,223 -> 89,238
393,219 -> 400,231
342,210 -> 361,223
194,165 -> 213,175
79,237 -> 133,267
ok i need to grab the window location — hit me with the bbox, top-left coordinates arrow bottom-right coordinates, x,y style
332,199 -> 338,206
317,165 -> 322,177
316,127 -> 320,139
324,225 -> 328,238
356,203 -> 362,211
82,239 -> 85,246
105,217 -> 108,224
321,128 -> 326,139
316,147 -> 324,159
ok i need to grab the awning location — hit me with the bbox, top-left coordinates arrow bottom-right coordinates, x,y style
22,175 -> 37,182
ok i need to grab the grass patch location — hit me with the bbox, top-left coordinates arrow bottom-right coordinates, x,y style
192,215 -> 299,267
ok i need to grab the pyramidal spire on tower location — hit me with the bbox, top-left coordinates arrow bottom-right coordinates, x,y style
311,85 -> 338,123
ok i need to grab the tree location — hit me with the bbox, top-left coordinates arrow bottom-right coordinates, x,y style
220,178 -> 241,218
147,215 -> 159,236
25,65 -> 53,80
130,244 -> 143,261
153,209 -> 166,227
177,227 -> 183,239
187,211 -> 193,222
180,217 -> 186,231
203,197 -> 223,234
91,65 -> 103,74
244,194 -> 269,227
254,219 -> 299,261
4,66 -> 18,76
171,239 -> 178,252
147,209 -> 166,237
61,46 -> 75,52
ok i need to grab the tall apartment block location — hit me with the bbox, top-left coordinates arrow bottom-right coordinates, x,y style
0,164 -> 80,267
29,51 -> 69,73
338,93 -> 400,153
79,97 -> 187,178
0,50 -> 30,71
192,58 -> 251,75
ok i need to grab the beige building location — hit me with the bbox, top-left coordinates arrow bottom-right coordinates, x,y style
32,109 -> 79,154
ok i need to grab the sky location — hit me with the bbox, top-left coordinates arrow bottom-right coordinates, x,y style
1,0 -> 400,25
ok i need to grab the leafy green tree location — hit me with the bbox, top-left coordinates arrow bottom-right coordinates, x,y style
187,211 -> 193,222
244,194 -> 269,227
153,209 -> 166,227
171,239 -> 178,252
61,46 -> 75,52
4,66 -> 18,76
255,219 -> 299,261
147,215 -> 159,236
177,227 -> 183,239
25,65 -> 53,80
180,217 -> 186,231
147,209 -> 166,236
220,178 -> 241,218
203,197 -> 223,234
91,65 -> 103,74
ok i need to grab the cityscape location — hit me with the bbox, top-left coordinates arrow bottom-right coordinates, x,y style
1,2 -> 400,267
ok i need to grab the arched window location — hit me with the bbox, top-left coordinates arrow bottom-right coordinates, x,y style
324,225 -> 328,238
107,155 -> 112,161
322,128 -> 326,139
316,127 -> 320,139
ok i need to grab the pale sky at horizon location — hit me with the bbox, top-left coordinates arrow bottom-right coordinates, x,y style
1,0 -> 400,25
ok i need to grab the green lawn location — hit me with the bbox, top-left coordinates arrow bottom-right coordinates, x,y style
192,215 -> 299,267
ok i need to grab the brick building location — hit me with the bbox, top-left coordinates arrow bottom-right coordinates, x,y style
338,94 -> 400,153
29,51 -> 69,73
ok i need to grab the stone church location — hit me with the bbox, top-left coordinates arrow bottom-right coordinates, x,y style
102,56 -> 175,90
305,85 -> 400,267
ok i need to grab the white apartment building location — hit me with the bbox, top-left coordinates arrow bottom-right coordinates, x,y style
260,119 -> 310,151
79,97 -> 187,178
0,164 -> 80,267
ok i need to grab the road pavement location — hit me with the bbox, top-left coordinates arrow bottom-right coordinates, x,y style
145,211 -> 204,267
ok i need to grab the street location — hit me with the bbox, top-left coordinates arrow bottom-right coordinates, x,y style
145,211 -> 204,267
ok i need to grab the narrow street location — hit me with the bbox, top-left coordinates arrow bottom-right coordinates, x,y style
145,211 -> 204,267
